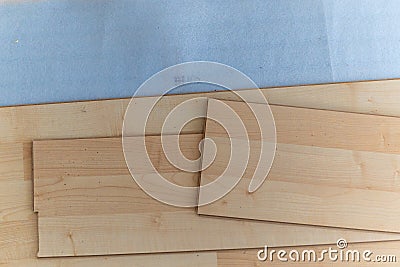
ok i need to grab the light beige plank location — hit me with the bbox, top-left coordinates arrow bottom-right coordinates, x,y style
34,137 -> 400,257
37,211 -> 400,258
0,141 -> 37,263
272,105 -> 400,153
261,79 -> 400,117
2,79 -> 400,263
0,180 -> 35,223
0,174 -> 214,266
202,140 -> 400,192
0,218 -> 39,264
33,135 -> 202,180
0,143 -> 25,182
202,172 -> 400,232
2,79 -> 400,144
0,144 -> 34,223
35,175 -> 197,217
267,143 -> 400,192
0,99 -> 128,143
0,252 -> 217,267
22,143 -> 32,181
33,135 -> 202,214
206,99 -> 400,153
199,99 -> 400,233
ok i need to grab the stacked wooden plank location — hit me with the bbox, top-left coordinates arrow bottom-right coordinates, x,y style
33,137 -> 397,257
1,79 -> 400,266
199,99 -> 400,232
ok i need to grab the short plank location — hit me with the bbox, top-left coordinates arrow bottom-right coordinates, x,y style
33,135 -> 202,180
0,143 -> 25,182
206,99 -> 400,153
202,173 -> 400,232
199,99 -> 400,232
34,137 -> 400,257
0,144 -> 33,223
37,211 -> 399,257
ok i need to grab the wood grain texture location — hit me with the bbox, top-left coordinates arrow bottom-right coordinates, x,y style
2,79 -> 400,264
199,99 -> 400,233
0,219 -> 38,263
34,135 -> 202,216
0,143 -> 33,224
34,137 -> 400,257
0,143 -> 25,182
201,140 -> 400,193
0,252 -> 217,267
37,211 -> 400,258
1,79 -> 400,143
0,180 -> 35,222
205,100 -> 400,153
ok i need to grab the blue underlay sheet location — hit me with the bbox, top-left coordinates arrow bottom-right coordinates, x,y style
0,0 -> 400,106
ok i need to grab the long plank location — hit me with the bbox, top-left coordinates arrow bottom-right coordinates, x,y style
1,79 -> 400,144
33,137 -> 400,257
0,252 -> 217,267
199,99 -> 400,233
2,79 -> 400,264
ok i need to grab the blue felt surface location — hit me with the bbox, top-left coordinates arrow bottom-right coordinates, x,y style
0,0 -> 399,106
323,0 -> 400,81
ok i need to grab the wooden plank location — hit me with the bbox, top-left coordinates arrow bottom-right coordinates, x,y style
34,137 -> 400,257
1,78 -> 400,263
0,139 -> 208,266
35,175 -> 198,217
202,170 -> 400,232
199,99 -> 400,233
0,252 -> 217,267
33,135 -> 202,216
0,143 -> 33,223
0,219 -> 38,263
0,143 -> 25,182
0,204 -> 215,266
205,100 -> 400,153
201,140 -> 400,193
33,135 -> 202,179
1,79 -> 400,144
0,180 -> 35,223
37,211 -> 400,258
259,79 -> 400,117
